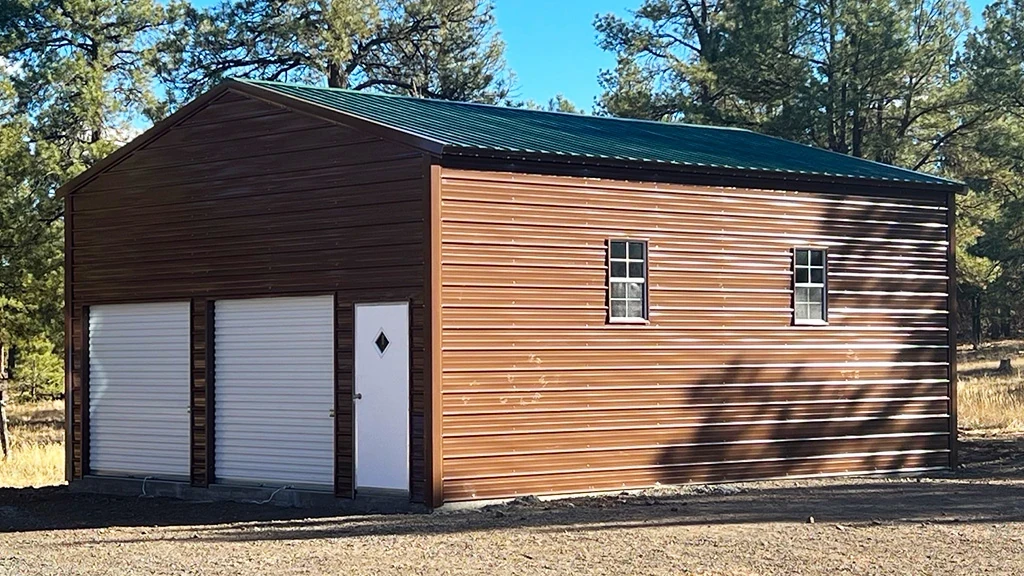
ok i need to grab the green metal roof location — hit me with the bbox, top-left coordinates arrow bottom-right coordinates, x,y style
237,78 -> 960,189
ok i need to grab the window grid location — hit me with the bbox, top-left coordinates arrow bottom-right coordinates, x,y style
609,240 -> 647,321
793,248 -> 827,323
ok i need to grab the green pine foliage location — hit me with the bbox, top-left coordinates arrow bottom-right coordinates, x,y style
8,334 -> 64,401
0,0 -> 180,401
2,0 -> 1024,390
595,0 -> 977,165
153,0 -> 513,104
598,0 -> 1024,343
0,0 -> 514,402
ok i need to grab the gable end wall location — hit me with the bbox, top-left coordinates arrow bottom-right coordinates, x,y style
66,91 -> 430,501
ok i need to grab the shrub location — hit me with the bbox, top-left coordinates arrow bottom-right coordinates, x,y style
9,335 -> 63,402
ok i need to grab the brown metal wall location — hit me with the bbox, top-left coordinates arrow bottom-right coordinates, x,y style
190,299 -> 210,485
66,90 -> 429,501
437,168 -> 952,501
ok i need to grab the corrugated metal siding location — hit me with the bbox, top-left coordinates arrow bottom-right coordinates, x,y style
190,299 -> 210,485
438,169 -> 951,501
67,91 -> 429,501
88,302 -> 191,478
214,296 -> 335,489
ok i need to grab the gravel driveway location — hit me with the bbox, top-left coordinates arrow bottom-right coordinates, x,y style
2,435 -> 1023,576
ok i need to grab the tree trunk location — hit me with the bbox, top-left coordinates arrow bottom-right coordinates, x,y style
327,61 -> 347,88
972,294 -> 983,349
826,0 -> 838,152
838,83 -> 849,154
852,105 -> 863,158
0,382 -> 9,461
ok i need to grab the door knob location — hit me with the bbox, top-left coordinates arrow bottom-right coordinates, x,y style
354,393 -> 362,400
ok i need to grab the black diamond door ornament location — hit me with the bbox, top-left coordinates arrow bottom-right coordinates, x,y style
374,330 -> 390,356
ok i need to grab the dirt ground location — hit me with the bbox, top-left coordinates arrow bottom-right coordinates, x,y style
0,436 -> 1021,575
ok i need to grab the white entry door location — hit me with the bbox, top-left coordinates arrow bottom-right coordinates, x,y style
88,302 -> 191,479
354,302 -> 410,492
214,295 -> 335,490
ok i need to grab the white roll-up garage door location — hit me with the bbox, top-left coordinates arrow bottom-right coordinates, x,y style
88,302 -> 191,479
214,295 -> 335,489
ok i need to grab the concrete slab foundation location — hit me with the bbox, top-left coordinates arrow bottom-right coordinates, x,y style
70,476 -> 427,513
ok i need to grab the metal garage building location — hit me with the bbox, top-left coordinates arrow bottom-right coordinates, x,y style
60,79 -> 961,508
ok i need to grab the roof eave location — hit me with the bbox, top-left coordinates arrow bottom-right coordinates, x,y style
440,148 -> 966,195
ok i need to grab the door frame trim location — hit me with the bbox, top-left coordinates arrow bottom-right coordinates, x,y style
81,305 -> 91,477
352,300 -> 412,496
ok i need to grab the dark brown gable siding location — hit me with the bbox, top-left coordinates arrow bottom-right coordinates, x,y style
438,169 -> 951,501
191,299 -> 211,485
67,91 -> 429,501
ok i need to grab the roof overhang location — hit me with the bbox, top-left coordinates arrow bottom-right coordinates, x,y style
440,148 -> 968,197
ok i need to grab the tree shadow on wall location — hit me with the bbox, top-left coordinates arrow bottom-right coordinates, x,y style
654,189 -> 954,488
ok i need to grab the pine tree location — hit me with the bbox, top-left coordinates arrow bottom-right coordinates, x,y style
0,0 -> 178,397
953,0 -> 1024,339
155,0 -> 513,104
595,0 -> 979,167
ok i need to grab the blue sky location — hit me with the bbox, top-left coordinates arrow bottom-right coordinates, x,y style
492,0 -> 628,109
190,0 -> 993,111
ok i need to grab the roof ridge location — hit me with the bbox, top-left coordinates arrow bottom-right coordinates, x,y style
233,77 -> 753,134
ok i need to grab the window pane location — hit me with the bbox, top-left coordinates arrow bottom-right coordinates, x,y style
609,239 -> 649,322
808,287 -> 823,304
795,303 -> 808,320
810,268 -> 824,284
627,300 -> 643,317
610,241 -> 626,259
796,249 -> 808,265
795,287 -> 809,304
795,268 -> 808,284
810,250 -> 824,266
628,242 -> 644,259
808,303 -> 823,320
610,300 -> 626,318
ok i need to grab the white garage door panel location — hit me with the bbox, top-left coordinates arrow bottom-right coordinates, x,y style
88,302 -> 191,479
214,295 -> 335,489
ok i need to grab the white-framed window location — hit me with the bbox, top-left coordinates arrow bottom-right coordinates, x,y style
608,239 -> 647,321
793,247 -> 827,324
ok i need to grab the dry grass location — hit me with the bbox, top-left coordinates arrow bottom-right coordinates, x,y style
0,399 -> 65,488
957,340 -> 1024,433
